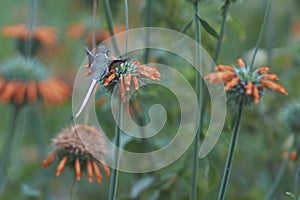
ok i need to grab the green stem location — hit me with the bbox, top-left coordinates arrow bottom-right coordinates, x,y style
213,0 -> 230,62
265,132 -> 296,199
143,0 -> 152,63
294,134 -> 300,197
190,2 -> 201,200
0,105 -> 21,189
84,0 -> 98,124
25,0 -> 37,57
124,0 -> 128,58
249,0 -> 272,70
108,98 -> 123,200
69,175 -> 78,200
218,105 -> 244,200
103,0 -> 120,55
30,105 -> 46,159
200,0 -> 230,141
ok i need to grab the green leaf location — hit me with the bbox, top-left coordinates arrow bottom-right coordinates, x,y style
181,17 -> 194,34
196,15 -> 219,39
130,176 -> 155,198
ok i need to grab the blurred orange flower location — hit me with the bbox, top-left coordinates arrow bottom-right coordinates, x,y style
2,23 -> 57,46
0,77 -> 71,105
67,22 -> 125,47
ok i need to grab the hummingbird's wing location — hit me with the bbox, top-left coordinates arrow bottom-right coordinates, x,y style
108,58 -> 129,70
71,79 -> 98,120
85,46 -> 94,68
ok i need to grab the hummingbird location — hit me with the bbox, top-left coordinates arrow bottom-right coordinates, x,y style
72,45 -> 128,120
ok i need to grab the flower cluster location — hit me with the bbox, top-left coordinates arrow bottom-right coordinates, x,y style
0,57 -> 70,105
205,58 -> 288,107
42,124 -> 110,183
2,23 -> 57,56
84,52 -> 160,103
101,60 -> 160,102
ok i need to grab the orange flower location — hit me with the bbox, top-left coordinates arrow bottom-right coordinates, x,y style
42,124 -> 110,184
0,57 -> 71,105
99,60 -> 160,102
67,22 -> 125,47
204,58 -> 288,106
2,23 -> 57,46
0,77 -> 70,105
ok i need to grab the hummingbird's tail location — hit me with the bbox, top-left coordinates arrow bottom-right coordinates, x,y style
71,79 -> 98,120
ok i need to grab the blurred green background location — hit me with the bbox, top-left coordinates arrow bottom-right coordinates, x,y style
0,0 -> 300,199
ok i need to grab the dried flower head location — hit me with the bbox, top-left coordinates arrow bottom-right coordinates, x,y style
281,102 -> 300,132
42,124 -> 110,183
0,57 -> 71,105
2,23 -> 57,55
204,58 -> 288,107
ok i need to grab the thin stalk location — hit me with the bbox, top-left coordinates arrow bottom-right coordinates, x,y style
249,0 -> 272,70
69,175 -> 78,200
294,135 -> 300,197
103,0 -> 120,55
218,105 -> 244,200
84,0 -> 98,125
200,0 -> 230,141
190,2 -> 201,200
124,0 -> 128,58
0,105 -> 21,189
213,0 -> 230,62
265,132 -> 297,199
108,98 -> 123,200
25,0 -> 37,57
30,105 -> 46,159
143,0 -> 152,63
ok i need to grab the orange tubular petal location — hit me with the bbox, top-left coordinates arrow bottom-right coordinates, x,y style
56,156 -> 68,176
14,83 -> 26,105
34,27 -> 57,45
277,86 -> 288,96
236,58 -> 245,68
103,74 -> 116,86
290,151 -> 297,161
124,73 -> 132,91
87,161 -> 93,182
253,86 -> 260,104
42,152 -> 58,168
132,76 -> 139,91
27,82 -> 38,104
246,81 -> 253,95
257,67 -> 270,74
224,77 -> 240,91
84,70 -> 92,77
92,161 -> 103,184
215,65 -> 235,72
119,75 -> 125,103
0,80 -> 20,103
75,158 -> 81,181
100,161 -> 111,177
2,23 -> 27,38
261,80 -> 288,95
263,74 -> 279,81
0,77 -> 6,92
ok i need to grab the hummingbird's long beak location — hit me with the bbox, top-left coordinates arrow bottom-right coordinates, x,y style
71,79 -> 98,120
